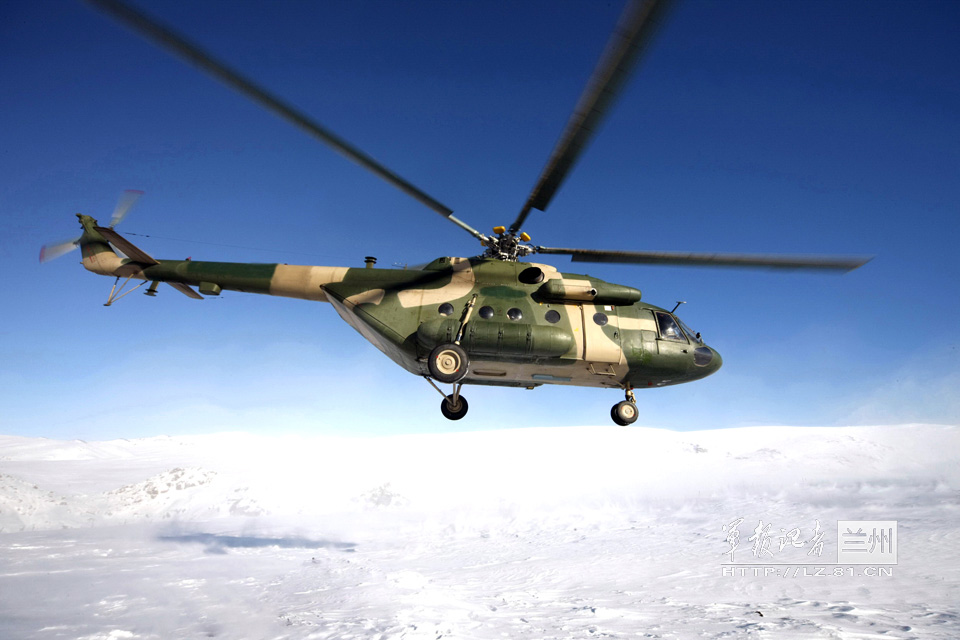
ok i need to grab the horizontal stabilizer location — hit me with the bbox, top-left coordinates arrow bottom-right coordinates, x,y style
94,226 -> 159,265
168,281 -> 203,300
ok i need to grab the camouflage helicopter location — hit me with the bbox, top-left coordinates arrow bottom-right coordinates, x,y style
42,0 -> 868,425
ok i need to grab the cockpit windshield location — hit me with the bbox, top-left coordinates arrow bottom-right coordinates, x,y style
655,311 -> 703,345
655,311 -> 686,342
677,317 -> 703,345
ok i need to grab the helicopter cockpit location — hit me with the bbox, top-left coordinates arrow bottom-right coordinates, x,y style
654,311 -> 702,345
653,309 -> 719,371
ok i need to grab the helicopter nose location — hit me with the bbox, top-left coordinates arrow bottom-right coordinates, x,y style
694,345 -> 723,376
710,347 -> 723,372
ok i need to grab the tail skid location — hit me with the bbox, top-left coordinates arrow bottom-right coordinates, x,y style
103,274 -> 150,306
103,274 -> 203,306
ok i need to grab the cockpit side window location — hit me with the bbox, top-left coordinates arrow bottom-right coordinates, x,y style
677,317 -> 703,345
655,311 -> 688,342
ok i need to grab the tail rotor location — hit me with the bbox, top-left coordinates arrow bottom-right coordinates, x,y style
107,189 -> 143,228
39,236 -> 81,263
39,190 -> 144,263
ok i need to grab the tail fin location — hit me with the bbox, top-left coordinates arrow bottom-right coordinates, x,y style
75,214 -> 157,276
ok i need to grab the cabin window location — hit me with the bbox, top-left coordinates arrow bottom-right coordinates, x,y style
545,310 -> 561,324
655,311 -> 687,342
507,308 -> 523,321
438,303 -> 454,316
593,312 -> 608,326
478,305 -> 495,319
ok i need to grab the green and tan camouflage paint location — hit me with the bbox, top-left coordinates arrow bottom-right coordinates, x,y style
76,215 -> 721,392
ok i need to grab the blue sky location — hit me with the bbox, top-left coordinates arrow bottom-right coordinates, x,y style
2,0 -> 958,439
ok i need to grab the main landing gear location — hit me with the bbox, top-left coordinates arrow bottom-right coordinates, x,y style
426,296 -> 477,421
611,388 -> 639,426
425,341 -> 471,420
425,375 -> 469,421
440,392 -> 469,420
427,343 -> 468,384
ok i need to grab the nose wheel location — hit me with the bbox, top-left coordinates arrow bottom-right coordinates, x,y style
611,388 -> 639,426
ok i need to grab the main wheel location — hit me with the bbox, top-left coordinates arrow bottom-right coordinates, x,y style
440,394 -> 469,420
611,400 -> 638,426
428,343 -> 469,383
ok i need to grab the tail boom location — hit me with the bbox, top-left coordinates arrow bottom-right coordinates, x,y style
74,214 -> 348,301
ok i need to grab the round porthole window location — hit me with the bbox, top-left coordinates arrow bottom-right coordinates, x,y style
438,303 -> 454,316
545,310 -> 561,324
507,308 -> 523,321
478,306 -> 494,319
593,312 -> 608,326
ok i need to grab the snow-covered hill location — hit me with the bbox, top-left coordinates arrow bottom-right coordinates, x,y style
1,425 -> 958,638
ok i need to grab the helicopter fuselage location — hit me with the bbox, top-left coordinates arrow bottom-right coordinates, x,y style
79,217 -> 721,394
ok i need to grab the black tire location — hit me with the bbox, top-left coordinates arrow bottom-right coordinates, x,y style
611,404 -> 626,426
428,343 -> 469,383
440,394 -> 469,420
612,400 -> 638,426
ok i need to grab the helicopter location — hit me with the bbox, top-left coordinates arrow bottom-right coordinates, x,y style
41,0 -> 869,425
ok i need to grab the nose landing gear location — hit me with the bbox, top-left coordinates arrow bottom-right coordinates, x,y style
611,388 -> 639,426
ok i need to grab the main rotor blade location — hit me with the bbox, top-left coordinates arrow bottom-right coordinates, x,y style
85,0 -> 484,238
535,247 -> 872,272
510,0 -> 674,233
108,188 -> 144,227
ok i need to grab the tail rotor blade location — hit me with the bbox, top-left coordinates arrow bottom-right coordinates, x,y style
39,237 -> 81,263
109,189 -> 144,227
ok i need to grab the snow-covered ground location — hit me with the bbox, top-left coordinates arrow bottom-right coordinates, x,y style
1,424 -> 958,639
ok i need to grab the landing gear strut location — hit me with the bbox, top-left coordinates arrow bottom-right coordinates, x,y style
425,377 -> 469,421
611,388 -> 638,426
426,342 -> 469,419
424,295 -> 477,420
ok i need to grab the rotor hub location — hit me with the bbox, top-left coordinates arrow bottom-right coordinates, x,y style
482,227 -> 535,261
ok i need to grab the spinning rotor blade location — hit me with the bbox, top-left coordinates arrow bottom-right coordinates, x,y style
85,0 -> 486,241
39,237 -> 81,263
108,188 -> 144,227
535,247 -> 872,272
510,0 -> 674,234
